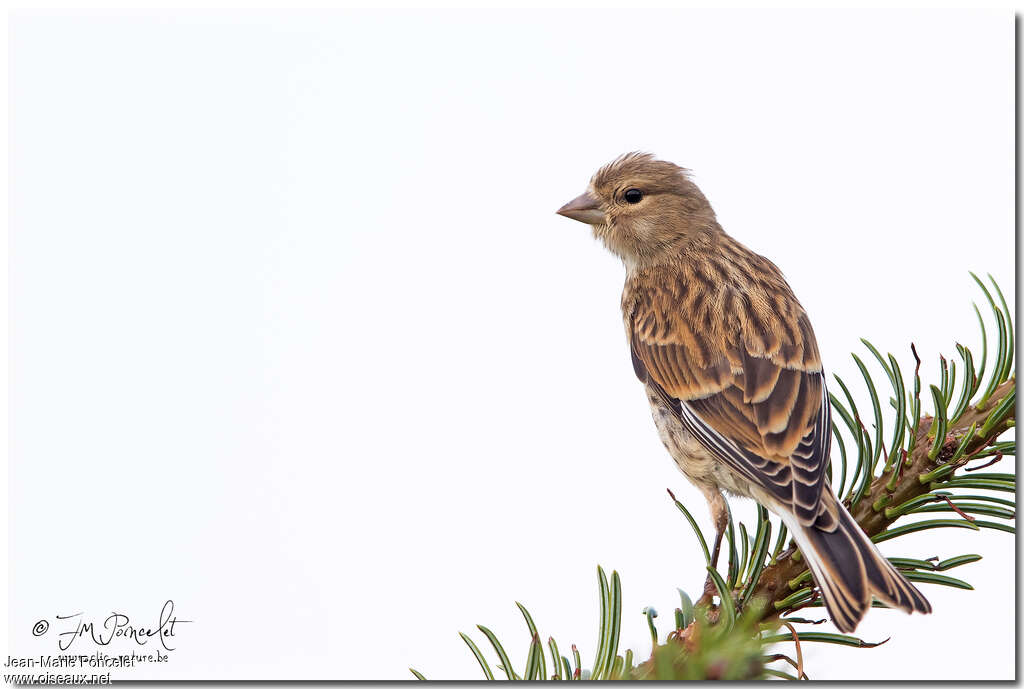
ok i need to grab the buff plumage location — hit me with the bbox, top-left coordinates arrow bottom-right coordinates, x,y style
558,152 -> 930,632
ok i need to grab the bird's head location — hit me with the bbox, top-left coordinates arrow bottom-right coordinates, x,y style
557,152 -> 717,268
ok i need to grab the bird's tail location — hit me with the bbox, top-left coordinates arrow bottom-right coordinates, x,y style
780,499 -> 932,633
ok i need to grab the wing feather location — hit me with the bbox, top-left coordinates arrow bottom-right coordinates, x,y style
625,249 -> 832,528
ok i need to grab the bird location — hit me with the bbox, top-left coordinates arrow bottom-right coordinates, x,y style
556,152 -> 930,633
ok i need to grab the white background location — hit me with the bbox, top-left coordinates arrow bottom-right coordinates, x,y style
7,9 -> 1014,681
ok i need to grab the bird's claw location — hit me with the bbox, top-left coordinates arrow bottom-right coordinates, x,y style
694,574 -> 719,608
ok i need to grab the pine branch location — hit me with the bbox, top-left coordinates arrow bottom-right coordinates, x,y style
412,274 -> 1015,680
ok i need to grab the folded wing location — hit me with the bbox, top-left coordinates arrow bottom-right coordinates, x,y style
627,268 -> 836,529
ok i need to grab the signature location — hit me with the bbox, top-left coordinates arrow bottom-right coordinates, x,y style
46,600 -> 192,652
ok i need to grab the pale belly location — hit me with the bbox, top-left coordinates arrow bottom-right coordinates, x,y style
645,387 -> 752,499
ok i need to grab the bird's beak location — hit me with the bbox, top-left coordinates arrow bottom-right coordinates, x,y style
556,192 -> 606,225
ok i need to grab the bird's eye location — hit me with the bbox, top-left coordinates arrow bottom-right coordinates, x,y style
623,189 -> 643,204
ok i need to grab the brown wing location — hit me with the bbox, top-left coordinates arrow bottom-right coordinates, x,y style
626,255 -> 835,529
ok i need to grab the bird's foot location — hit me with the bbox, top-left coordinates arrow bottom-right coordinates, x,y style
694,574 -> 719,609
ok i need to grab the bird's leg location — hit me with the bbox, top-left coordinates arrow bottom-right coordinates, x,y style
695,489 -> 729,608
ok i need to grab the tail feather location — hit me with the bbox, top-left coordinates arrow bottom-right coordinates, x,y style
780,499 -> 931,633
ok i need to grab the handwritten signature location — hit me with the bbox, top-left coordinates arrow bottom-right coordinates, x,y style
49,600 -> 191,652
